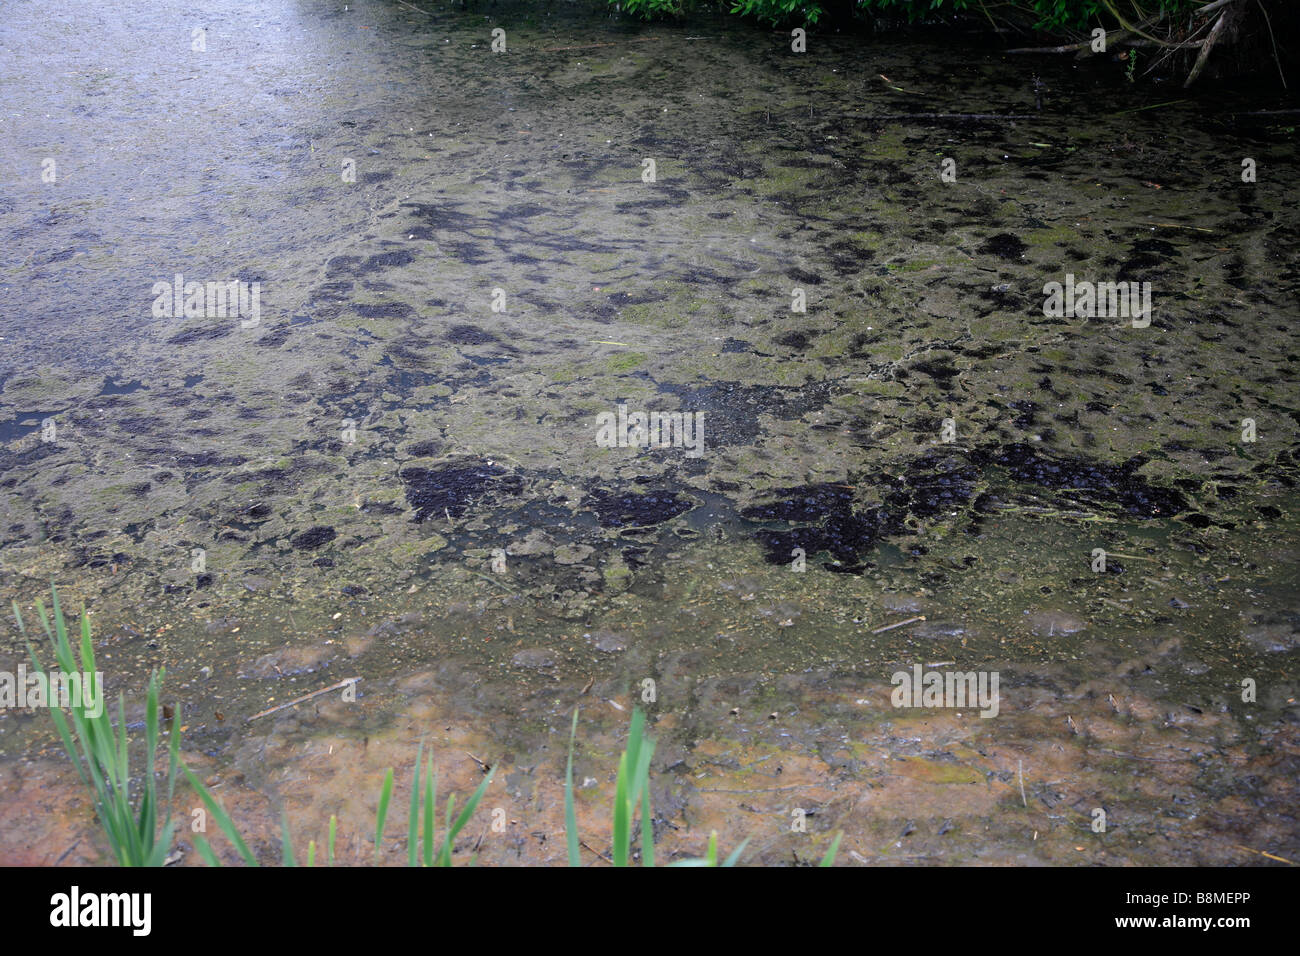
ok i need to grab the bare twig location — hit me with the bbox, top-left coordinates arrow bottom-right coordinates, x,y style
580,840 -> 613,864
1094,748 -> 1186,763
55,839 -> 82,865
394,0 -> 433,15
1255,0 -> 1288,89
1007,30 -> 1132,54
1112,99 -> 1187,114
1233,844 -> 1295,865
469,570 -> 517,594
540,38 -> 660,53
857,112 -> 1040,122
871,615 -> 926,634
1195,0 -> 1243,15
248,678 -> 360,721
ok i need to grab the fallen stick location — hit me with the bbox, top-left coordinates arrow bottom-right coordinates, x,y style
394,0 -> 433,15
871,615 -> 926,634
55,839 -> 82,866
540,37 -> 660,52
1193,0 -> 1242,16
1127,38 -> 1208,49
248,678 -> 361,721
469,570 -> 517,594
1094,748 -> 1185,763
878,74 -> 928,96
856,113 -> 1039,122
1145,221 -> 1215,232
1185,9 -> 1230,88
1233,844 -> 1294,865
1112,99 -> 1187,115
1007,29 -> 1133,54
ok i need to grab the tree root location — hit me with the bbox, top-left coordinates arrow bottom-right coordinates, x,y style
1006,30 -> 1133,54
1004,0 -> 1255,88
1184,6 -> 1232,87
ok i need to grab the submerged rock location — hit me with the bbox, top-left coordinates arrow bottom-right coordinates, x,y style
1026,610 -> 1088,637
510,648 -> 557,670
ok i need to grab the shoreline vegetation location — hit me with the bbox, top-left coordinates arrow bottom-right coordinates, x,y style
16,588 -> 839,866
597,0 -> 1292,88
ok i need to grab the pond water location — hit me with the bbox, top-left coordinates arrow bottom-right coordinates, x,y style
1,0 -> 1297,865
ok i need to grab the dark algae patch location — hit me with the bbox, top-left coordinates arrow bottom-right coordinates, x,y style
586,488 -> 693,529
400,461 -> 524,522
743,450 -> 975,569
978,233 -> 1028,260
745,445 -> 1187,568
291,526 -> 337,550
972,443 -> 1188,518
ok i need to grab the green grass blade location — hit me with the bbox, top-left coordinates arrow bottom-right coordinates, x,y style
163,700 -> 181,835
105,688 -> 138,864
422,757 -> 435,867
328,815 -> 337,866
374,768 -> 394,861
445,762 -> 497,866
113,694 -> 129,811
625,709 -> 656,865
140,673 -> 161,857
564,708 -> 580,867
631,738 -> 654,806
192,834 -> 223,867
612,708 -> 649,867
76,599 -> 98,682
407,741 -> 423,867
444,766 -> 495,848
183,767 -> 258,865
21,627 -> 87,787
27,598 -> 93,790
21,591 -> 183,866
623,709 -> 645,805
36,595 -> 55,641
307,840 -> 316,868
50,589 -> 66,645
114,694 -> 135,863
280,810 -> 297,866
722,837 -> 750,867
144,672 -> 160,788
612,750 -> 630,866
144,820 -> 175,868
819,832 -> 843,867
640,784 -> 654,867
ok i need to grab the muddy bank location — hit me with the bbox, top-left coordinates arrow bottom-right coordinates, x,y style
0,0 -> 1297,864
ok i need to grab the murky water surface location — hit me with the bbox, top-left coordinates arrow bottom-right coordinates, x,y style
1,0 -> 1297,865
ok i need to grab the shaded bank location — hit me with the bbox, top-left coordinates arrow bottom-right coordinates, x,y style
609,0 -> 1297,88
